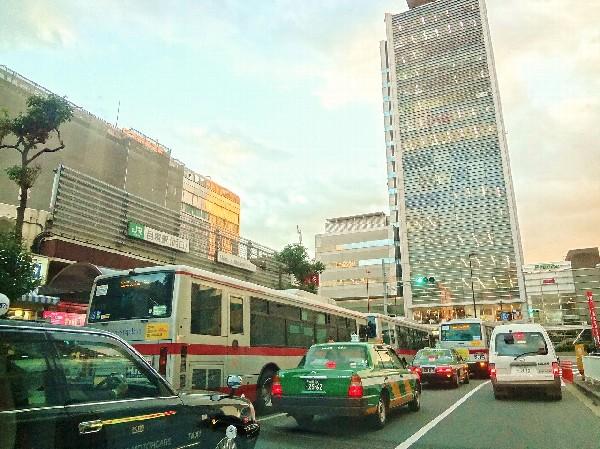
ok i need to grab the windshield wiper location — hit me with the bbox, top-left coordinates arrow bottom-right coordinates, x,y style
513,351 -> 543,360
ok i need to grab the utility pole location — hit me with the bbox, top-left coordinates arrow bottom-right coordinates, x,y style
382,259 -> 389,316
296,225 -> 302,245
366,270 -> 371,312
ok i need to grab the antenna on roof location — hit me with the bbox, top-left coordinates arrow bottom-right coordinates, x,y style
115,100 -> 121,128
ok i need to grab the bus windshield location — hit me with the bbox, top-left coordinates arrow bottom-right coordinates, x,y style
440,323 -> 482,342
88,272 -> 175,322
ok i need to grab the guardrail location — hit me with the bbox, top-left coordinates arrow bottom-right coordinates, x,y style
583,355 -> 600,384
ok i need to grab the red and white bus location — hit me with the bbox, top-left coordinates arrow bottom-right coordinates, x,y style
364,313 -> 436,363
86,265 -> 367,411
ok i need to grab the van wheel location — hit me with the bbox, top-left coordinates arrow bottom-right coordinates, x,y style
371,393 -> 388,429
493,387 -> 506,400
548,387 -> 562,401
256,368 -> 276,414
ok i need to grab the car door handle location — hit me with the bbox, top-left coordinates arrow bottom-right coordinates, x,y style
79,420 -> 103,434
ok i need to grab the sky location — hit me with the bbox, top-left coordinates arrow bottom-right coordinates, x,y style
1,0 -> 599,264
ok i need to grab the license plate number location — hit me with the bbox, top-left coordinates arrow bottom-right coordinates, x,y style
513,367 -> 536,374
422,367 -> 434,373
305,379 -> 323,391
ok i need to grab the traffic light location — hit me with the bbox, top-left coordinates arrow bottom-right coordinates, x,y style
414,275 -> 435,286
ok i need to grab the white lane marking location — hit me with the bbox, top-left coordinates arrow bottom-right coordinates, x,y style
395,381 -> 491,449
258,412 -> 288,422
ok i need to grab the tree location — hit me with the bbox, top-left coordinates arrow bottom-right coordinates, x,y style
0,231 -> 40,301
0,94 -> 73,242
275,243 -> 325,294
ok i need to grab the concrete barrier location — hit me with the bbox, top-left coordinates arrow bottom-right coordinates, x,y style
582,355 -> 600,384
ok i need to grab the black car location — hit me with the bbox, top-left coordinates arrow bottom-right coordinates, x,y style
0,320 -> 259,449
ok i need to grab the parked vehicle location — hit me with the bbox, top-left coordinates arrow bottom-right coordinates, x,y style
488,323 -> 562,400
0,319 -> 260,449
271,341 -> 421,429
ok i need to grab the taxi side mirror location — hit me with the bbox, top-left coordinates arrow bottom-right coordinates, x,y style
227,374 -> 242,390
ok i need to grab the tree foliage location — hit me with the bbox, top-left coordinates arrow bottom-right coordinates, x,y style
0,94 -> 73,242
275,243 -> 325,293
0,231 -> 40,301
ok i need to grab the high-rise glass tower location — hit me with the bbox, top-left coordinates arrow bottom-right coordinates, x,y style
380,0 -> 525,322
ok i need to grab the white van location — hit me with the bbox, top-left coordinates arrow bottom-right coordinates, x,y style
488,323 -> 561,400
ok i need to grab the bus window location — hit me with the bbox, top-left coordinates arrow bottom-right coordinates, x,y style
440,323 -> 482,342
250,297 -> 286,346
191,284 -> 222,336
230,296 -> 244,334
89,272 -> 174,322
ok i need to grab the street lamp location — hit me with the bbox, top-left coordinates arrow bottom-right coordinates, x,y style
468,253 -> 477,318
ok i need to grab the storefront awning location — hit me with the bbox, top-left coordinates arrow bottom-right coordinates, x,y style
19,293 -> 60,305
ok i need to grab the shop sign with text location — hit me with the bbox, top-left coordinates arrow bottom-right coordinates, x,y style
127,221 -> 189,253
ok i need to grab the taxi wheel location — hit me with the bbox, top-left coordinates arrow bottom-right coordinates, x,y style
462,370 -> 470,384
293,414 -> 314,428
371,393 -> 388,429
408,386 -> 421,412
451,372 -> 460,388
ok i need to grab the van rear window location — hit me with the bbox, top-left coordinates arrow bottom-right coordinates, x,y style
495,332 -> 548,357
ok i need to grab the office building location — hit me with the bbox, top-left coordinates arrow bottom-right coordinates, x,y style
380,0 -> 525,322
315,213 -> 400,314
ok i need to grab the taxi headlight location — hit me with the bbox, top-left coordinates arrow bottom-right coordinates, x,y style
240,404 -> 256,424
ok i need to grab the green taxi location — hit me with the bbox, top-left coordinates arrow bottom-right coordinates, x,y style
271,342 -> 421,428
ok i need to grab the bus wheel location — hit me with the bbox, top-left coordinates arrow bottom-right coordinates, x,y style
256,368 -> 276,413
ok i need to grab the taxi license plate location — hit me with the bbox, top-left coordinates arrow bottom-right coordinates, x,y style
422,367 -> 434,373
513,367 -> 537,375
305,379 -> 324,391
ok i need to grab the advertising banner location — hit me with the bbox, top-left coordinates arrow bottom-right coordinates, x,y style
587,291 -> 600,348
42,311 -> 86,327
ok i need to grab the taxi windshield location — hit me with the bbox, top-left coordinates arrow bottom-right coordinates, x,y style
304,345 -> 369,370
414,349 -> 453,363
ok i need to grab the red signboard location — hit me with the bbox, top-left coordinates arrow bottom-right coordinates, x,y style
542,278 -> 556,285
42,311 -> 86,327
587,291 -> 600,347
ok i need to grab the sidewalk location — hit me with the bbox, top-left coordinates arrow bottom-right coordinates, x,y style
574,378 -> 600,404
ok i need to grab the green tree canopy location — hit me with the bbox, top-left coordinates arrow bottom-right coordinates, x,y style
0,232 -> 40,301
275,243 -> 325,293
0,94 -> 73,242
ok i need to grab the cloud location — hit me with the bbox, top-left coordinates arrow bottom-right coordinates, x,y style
0,0 -> 77,49
486,0 -> 600,262
172,123 -> 387,254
